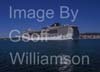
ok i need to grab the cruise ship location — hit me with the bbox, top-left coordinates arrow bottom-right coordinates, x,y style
22,23 -> 79,40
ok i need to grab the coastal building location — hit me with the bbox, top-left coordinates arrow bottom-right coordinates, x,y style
80,33 -> 100,39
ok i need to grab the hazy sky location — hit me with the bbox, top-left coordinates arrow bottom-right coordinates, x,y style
0,0 -> 100,37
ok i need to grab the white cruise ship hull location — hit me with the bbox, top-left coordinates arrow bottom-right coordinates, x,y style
22,24 -> 79,41
22,34 -> 74,41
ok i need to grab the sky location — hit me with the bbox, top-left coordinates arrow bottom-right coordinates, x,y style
0,0 -> 100,37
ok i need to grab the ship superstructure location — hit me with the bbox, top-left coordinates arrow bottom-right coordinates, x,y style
22,23 -> 79,40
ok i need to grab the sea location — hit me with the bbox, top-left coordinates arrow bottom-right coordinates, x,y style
0,39 -> 100,72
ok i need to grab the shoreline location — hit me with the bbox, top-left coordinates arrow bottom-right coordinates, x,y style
1,33 -> 100,40
0,38 -> 100,40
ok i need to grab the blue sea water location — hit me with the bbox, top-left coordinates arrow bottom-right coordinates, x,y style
0,39 -> 100,72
